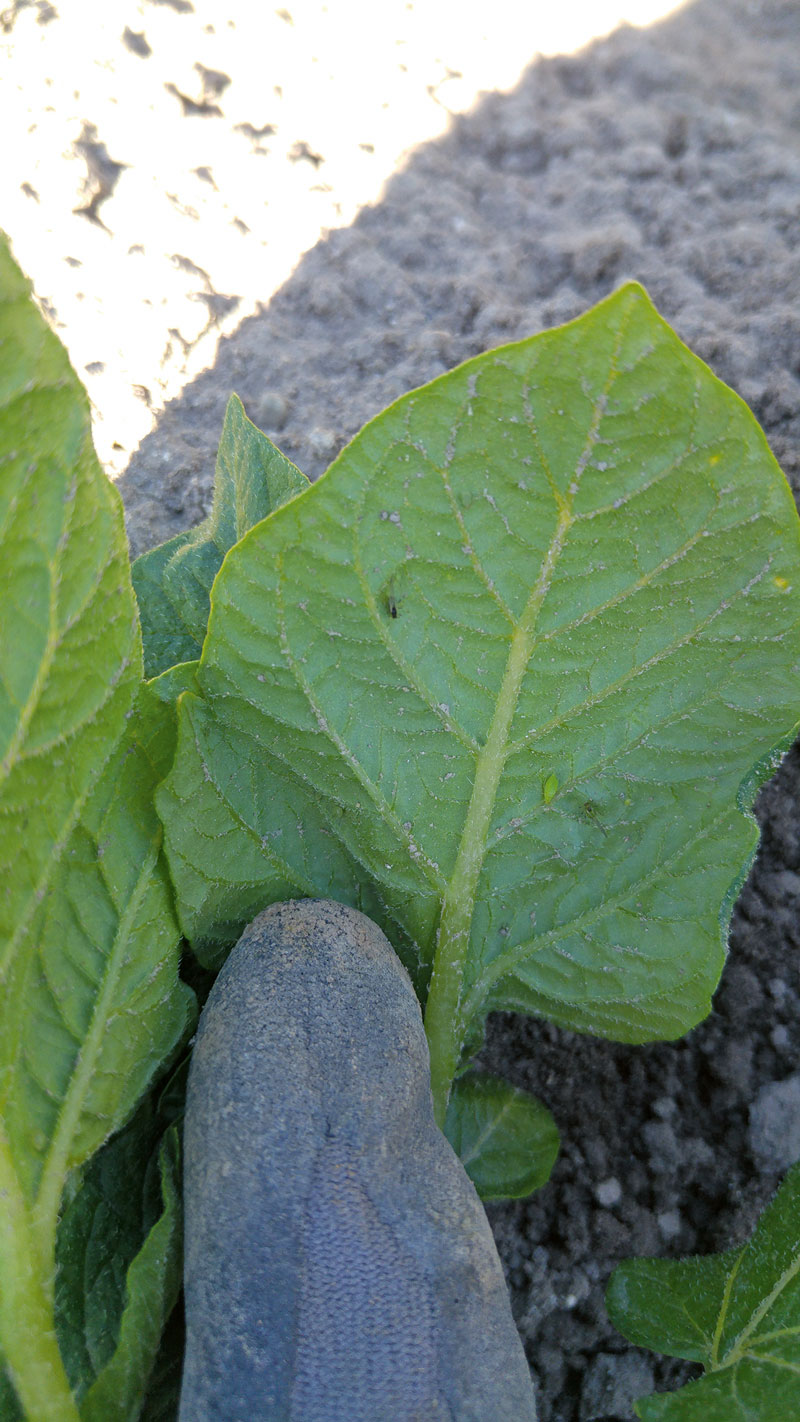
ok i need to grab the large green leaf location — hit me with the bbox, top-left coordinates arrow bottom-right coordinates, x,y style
0,235 -> 193,1419
158,282 -> 800,1125
132,393 -> 308,679
607,1163 -> 800,1420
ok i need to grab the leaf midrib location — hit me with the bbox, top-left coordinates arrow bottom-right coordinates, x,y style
458,1092 -> 515,1168
421,508 -> 574,1115
716,1249 -> 800,1373
435,500 -> 574,951
31,841 -> 162,1261
0,446 -> 121,1076
423,316 -> 629,1116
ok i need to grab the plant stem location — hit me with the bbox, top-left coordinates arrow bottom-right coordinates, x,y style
0,1130 -> 80,1421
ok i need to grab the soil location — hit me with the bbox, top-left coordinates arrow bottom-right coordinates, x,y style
14,0 -> 800,1418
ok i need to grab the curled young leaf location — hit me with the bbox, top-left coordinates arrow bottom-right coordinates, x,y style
132,393 -> 308,679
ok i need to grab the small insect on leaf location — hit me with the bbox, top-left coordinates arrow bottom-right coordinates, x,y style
385,579 -> 399,619
542,773 -> 559,804
582,801 -> 608,837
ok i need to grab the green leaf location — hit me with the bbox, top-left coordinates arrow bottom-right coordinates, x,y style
132,393 -> 308,679
158,282 -> 800,1128
80,1129 -> 182,1421
607,1250 -> 739,1367
1,683 -> 193,1418
2,676 -> 194,1225
54,1104 -> 181,1417
607,1163 -> 800,1420
0,234 -> 193,1419
148,661 -> 199,709
445,1072 -> 559,1200
157,690 -> 410,968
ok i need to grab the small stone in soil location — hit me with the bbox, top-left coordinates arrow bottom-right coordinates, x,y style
748,1073 -> 800,1171
594,1177 -> 622,1208
657,1209 -> 682,1240
579,1351 -> 655,1422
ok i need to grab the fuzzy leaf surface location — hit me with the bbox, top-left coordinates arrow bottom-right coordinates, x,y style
607,1163 -> 800,1419
2,672 -> 194,1213
0,235 -> 192,1418
159,283 -> 800,1071
157,692 -> 399,967
0,230 -> 139,1151
132,393 -> 308,679
445,1073 -> 559,1199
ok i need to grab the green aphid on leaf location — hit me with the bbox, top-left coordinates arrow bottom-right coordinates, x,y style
542,773 -> 559,804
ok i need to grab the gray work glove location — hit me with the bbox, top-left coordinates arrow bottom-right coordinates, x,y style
179,899 -> 537,1421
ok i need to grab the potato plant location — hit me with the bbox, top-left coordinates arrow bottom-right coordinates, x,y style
1,231 -> 799,1419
